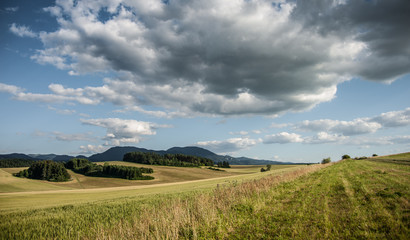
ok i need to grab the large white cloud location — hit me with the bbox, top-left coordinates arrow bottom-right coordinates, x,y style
81,118 -> 171,145
6,0 -> 408,116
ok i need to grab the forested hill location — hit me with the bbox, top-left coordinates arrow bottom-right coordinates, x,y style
89,146 -> 293,165
0,146 -> 294,165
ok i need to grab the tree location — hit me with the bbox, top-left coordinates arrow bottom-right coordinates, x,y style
321,157 -> 331,164
261,164 -> 272,172
342,154 -> 351,160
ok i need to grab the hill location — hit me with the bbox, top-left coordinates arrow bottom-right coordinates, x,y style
89,146 -> 291,165
0,146 -> 293,165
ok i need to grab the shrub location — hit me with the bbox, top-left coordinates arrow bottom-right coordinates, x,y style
321,157 -> 331,164
342,154 -> 351,160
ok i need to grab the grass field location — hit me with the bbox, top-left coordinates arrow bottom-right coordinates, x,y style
0,155 -> 408,239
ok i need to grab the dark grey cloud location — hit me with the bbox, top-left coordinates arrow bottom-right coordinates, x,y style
291,0 -> 410,82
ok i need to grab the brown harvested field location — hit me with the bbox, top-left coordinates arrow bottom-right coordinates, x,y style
0,162 -> 297,192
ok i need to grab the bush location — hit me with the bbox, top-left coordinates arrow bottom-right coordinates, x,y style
321,157 -> 331,164
342,154 -> 351,160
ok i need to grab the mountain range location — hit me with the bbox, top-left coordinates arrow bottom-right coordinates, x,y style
0,146 -> 295,165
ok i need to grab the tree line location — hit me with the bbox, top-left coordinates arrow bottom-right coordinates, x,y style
0,158 -> 38,168
65,158 -> 154,180
123,152 -> 214,167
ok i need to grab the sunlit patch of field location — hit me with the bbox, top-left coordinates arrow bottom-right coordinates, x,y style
0,168 -> 73,193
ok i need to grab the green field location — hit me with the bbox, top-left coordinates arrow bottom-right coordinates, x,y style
0,155 -> 408,239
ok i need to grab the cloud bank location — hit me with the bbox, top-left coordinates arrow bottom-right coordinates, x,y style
6,0 -> 409,117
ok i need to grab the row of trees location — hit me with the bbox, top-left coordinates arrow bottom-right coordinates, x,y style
14,160 -> 70,182
102,164 -> 154,180
123,152 -> 214,167
0,158 -> 37,168
65,158 -> 154,180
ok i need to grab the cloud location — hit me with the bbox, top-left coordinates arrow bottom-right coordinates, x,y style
291,0 -> 410,82
196,137 -> 260,154
33,130 -> 95,142
298,118 -> 382,136
263,132 -> 304,144
0,83 -> 24,95
79,144 -> 107,154
0,82 -> 98,104
81,118 -> 170,145
304,132 -> 347,144
9,23 -> 37,38
371,108 -> 410,127
229,131 -> 249,136
48,106 -> 76,115
297,108 -> 410,135
52,131 -> 94,142
11,0 -> 404,117
5,7 -> 19,12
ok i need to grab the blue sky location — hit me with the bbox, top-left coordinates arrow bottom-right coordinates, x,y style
1,0 -> 409,163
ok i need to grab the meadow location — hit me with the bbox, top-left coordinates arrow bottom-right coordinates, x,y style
0,154 -> 408,239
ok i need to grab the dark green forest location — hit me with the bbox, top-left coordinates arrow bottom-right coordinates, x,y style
65,158 -> 154,180
0,158 -> 37,168
123,152 -> 214,167
14,160 -> 70,182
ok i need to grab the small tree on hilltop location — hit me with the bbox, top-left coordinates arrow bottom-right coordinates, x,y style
342,154 -> 351,160
321,157 -> 331,164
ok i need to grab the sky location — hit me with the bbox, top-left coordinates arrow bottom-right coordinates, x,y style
0,0 -> 409,163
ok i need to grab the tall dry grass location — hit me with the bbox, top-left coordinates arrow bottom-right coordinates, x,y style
93,164 -> 328,239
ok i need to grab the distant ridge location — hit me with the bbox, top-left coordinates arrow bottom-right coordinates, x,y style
0,146 -> 295,165
89,146 -> 293,165
0,153 -> 37,160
